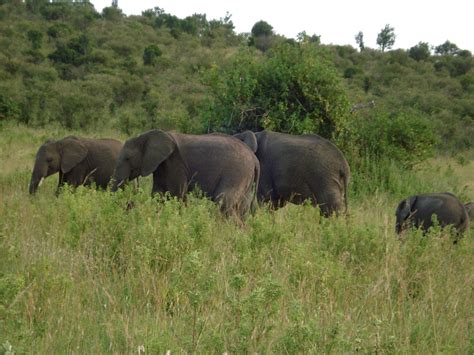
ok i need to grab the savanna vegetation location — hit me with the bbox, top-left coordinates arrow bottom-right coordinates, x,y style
0,1 -> 473,353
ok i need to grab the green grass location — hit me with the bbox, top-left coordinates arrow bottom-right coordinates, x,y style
1,122 -> 473,353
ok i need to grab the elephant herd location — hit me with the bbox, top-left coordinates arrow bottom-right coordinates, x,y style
29,129 -> 473,237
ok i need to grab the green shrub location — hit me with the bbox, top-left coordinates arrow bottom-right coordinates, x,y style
47,23 -> 72,38
116,105 -> 148,135
48,34 -> 91,67
347,109 -> 437,167
40,1 -> 73,20
0,94 -> 20,121
26,29 -> 43,50
143,44 -> 162,66
202,43 -> 350,138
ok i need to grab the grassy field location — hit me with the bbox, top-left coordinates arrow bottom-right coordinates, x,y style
1,122 -> 473,353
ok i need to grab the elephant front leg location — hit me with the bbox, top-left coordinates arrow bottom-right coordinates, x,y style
151,172 -> 168,197
55,171 -> 65,196
58,172 -> 84,194
152,170 -> 187,198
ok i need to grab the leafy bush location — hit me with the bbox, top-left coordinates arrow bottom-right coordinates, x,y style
47,23 -> 71,38
143,44 -> 162,66
408,42 -> 430,62
117,105 -> 148,135
49,80 -> 111,129
101,6 -> 123,21
0,94 -> 20,121
40,1 -> 73,20
347,109 -> 437,167
48,34 -> 91,66
202,43 -> 351,138
26,29 -> 42,50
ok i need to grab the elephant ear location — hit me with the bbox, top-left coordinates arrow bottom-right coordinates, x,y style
397,196 -> 417,221
60,138 -> 88,173
234,131 -> 258,153
141,130 -> 176,176
465,202 -> 474,220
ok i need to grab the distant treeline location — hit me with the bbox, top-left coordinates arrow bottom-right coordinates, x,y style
0,1 -> 473,164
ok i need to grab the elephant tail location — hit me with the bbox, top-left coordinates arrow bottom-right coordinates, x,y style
250,161 -> 260,214
340,168 -> 350,215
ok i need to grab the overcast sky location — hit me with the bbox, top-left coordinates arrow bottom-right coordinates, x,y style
90,0 -> 473,52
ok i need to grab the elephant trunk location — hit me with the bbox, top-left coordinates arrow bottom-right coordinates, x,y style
395,221 -> 402,234
110,165 -> 130,192
110,177 -> 126,192
29,165 -> 47,194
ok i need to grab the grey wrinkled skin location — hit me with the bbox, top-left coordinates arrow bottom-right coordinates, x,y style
111,130 -> 259,218
464,202 -> 474,221
395,192 -> 470,234
29,136 -> 122,195
234,130 -> 350,216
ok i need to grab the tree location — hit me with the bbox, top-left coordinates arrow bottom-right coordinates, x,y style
142,6 -> 164,18
434,40 -> 459,56
376,24 -> 395,52
297,31 -> 320,45
355,31 -> 364,51
250,20 -> 275,52
251,20 -> 273,37
101,6 -> 123,21
408,42 -> 431,61
154,12 -> 182,38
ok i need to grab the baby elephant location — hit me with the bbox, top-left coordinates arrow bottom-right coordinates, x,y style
395,192 -> 470,234
30,136 -> 122,194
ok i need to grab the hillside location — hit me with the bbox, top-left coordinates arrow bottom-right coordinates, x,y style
0,1 -> 473,151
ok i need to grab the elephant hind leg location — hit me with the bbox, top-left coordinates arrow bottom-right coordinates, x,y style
211,180 -> 238,217
235,189 -> 255,218
217,192 -> 241,218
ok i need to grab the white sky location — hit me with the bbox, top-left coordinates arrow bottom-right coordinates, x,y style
90,0 -> 474,52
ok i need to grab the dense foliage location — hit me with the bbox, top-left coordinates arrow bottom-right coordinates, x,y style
202,44 -> 350,138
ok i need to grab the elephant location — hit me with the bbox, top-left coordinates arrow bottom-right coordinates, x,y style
395,192 -> 470,234
29,136 -> 122,194
234,130 -> 350,216
111,130 -> 259,217
464,202 -> 474,221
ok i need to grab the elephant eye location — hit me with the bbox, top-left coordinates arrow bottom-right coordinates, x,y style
46,157 -> 53,162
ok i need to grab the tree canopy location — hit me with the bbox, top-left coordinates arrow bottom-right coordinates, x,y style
376,24 -> 396,52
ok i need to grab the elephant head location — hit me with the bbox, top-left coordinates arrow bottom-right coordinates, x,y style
395,193 -> 468,235
111,130 -> 188,195
233,131 -> 258,153
29,137 -> 87,194
395,196 -> 417,233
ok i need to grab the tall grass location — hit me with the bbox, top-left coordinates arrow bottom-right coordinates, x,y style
1,123 -> 473,353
